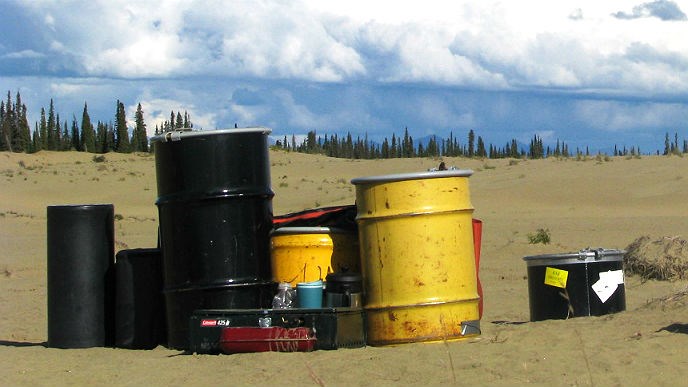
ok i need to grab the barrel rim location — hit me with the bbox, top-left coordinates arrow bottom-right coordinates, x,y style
47,203 -> 114,212
270,226 -> 355,235
150,127 -> 272,143
523,248 -> 626,266
351,169 -> 473,185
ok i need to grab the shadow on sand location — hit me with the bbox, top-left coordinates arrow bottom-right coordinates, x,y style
0,340 -> 47,348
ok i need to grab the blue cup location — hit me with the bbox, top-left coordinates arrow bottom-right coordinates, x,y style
297,280 -> 324,309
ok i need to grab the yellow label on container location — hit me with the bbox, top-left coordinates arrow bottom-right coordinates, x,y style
544,267 -> 568,288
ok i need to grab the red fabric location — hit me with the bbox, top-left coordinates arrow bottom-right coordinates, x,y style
472,218 -> 483,319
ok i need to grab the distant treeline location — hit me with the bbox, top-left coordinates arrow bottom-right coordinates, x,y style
1,89 -> 686,159
0,90 -> 191,154
275,129 -> 681,159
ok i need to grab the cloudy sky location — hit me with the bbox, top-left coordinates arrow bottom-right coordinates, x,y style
2,0 -> 687,152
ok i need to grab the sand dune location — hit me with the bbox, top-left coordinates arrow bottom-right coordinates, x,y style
1,150 -> 688,386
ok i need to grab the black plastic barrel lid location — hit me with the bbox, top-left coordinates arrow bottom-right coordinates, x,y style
325,272 -> 363,293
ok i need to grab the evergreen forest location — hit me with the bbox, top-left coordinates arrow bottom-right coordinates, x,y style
1,90 -> 686,160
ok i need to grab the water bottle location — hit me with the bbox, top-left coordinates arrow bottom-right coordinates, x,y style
272,282 -> 296,309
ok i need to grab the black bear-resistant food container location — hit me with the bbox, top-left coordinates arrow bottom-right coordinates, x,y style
115,248 -> 166,349
47,204 -> 115,348
523,248 -> 626,322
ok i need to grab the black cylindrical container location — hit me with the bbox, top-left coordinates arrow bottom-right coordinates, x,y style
523,248 -> 626,322
115,248 -> 166,349
152,128 -> 275,349
47,204 -> 115,348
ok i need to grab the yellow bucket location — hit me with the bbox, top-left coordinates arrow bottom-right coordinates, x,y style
270,227 -> 360,287
351,170 -> 480,345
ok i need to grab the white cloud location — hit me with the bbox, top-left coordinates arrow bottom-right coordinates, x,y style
574,99 -> 688,132
44,14 -> 55,29
13,0 -> 688,97
2,49 -> 45,59
569,8 -> 584,20
612,0 -> 687,20
132,97 -> 217,137
49,82 -> 88,96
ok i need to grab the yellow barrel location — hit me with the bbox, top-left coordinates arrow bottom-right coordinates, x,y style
270,227 -> 360,287
351,170 -> 480,345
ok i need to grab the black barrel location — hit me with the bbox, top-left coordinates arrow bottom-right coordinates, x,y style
47,204 -> 115,348
523,248 -> 626,322
115,248 -> 166,349
152,128 -> 276,349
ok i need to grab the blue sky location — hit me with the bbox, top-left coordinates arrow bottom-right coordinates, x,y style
1,0 -> 687,153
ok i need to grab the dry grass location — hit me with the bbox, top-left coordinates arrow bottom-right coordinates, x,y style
624,235 -> 688,281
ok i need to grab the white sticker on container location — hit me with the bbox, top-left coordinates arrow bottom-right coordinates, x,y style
592,271 -> 621,303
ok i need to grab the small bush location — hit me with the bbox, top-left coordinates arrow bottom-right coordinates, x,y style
92,155 -> 106,163
527,228 -> 551,244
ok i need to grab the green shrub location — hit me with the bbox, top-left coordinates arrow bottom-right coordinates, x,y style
527,228 -> 551,244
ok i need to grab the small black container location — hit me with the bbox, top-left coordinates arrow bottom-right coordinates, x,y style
47,204 -> 115,348
523,248 -> 626,322
115,248 -> 166,349
325,272 -> 363,308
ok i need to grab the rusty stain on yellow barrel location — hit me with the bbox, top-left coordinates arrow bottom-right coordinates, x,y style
351,170 -> 480,345
270,227 -> 360,287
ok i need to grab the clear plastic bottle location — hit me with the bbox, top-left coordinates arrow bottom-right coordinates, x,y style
272,282 -> 296,309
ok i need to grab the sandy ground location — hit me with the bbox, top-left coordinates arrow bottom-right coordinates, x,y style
1,149 -> 688,387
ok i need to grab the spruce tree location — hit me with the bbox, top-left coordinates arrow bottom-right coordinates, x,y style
402,127 -> 411,157
0,96 -> 11,152
183,111 -> 192,128
55,113 -> 63,150
70,115 -> 80,151
175,112 -> 183,129
0,100 -> 6,151
32,123 -> 41,153
47,99 -> 56,150
114,100 -> 131,153
81,103 -> 95,152
132,103 -> 148,152
390,133 -> 397,158
60,119 -> 70,151
17,98 -> 31,152
476,136 -> 486,158
106,122 -> 116,153
95,121 -> 104,152
39,107 -> 47,150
